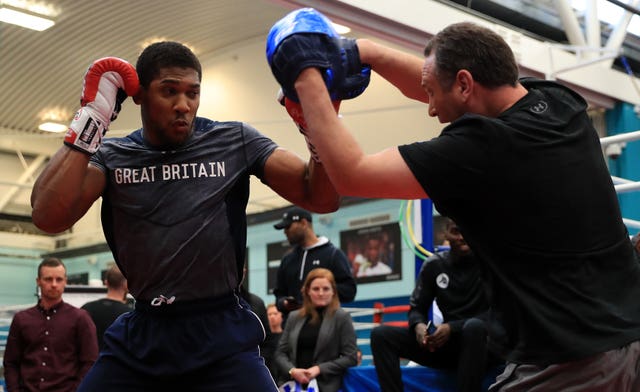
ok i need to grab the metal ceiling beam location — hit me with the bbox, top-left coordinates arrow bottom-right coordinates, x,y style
607,0 -> 640,15
605,0 -> 640,67
585,0 -> 601,58
0,154 -> 46,212
0,126 -> 61,156
553,0 -> 587,46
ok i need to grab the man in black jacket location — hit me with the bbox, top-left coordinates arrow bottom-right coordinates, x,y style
273,207 -> 356,320
370,218 -> 502,392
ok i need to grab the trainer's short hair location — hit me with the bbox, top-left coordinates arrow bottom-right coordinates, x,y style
424,22 -> 519,90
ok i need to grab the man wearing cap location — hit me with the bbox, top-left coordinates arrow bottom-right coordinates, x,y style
273,207 -> 356,321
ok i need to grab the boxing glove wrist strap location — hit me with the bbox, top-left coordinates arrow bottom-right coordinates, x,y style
63,107 -> 106,155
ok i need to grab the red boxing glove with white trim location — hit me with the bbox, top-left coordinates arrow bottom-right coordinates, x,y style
64,57 -> 139,155
277,89 -> 340,164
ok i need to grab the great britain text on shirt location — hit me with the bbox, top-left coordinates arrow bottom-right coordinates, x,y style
113,161 -> 226,184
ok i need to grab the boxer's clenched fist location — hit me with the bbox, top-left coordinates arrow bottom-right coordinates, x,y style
64,57 -> 139,155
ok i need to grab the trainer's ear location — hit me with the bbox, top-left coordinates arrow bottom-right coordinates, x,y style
456,70 -> 473,100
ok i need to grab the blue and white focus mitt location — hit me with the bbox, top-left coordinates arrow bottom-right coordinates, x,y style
266,8 -> 370,102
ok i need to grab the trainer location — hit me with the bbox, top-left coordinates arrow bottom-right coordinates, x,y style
267,9 -> 640,391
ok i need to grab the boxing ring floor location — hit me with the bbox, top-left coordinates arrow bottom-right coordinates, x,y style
340,364 -> 504,392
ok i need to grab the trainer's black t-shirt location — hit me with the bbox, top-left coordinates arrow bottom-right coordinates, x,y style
91,117 -> 277,302
399,78 -> 640,365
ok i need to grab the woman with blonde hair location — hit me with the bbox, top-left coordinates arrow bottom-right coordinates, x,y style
275,268 -> 357,391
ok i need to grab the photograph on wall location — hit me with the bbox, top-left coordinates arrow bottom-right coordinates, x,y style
67,272 -> 89,285
266,240 -> 292,294
340,222 -> 402,284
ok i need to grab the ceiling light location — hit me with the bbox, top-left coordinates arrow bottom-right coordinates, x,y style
38,122 -> 67,133
38,107 -> 69,132
332,23 -> 351,35
0,3 -> 54,31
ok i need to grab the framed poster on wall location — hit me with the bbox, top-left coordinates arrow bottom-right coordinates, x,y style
340,222 -> 402,284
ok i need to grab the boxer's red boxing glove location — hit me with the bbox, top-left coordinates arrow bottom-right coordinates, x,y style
277,89 -> 340,163
64,57 -> 139,155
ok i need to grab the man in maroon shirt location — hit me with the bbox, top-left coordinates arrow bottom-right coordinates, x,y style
3,257 -> 98,392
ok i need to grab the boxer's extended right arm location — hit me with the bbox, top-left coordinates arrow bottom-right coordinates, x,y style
31,147 -> 105,233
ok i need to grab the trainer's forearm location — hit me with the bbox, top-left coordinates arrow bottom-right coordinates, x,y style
357,39 -> 428,103
31,146 -> 92,232
295,68 -> 366,195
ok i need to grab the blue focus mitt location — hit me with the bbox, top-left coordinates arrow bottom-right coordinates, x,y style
266,8 -> 370,102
